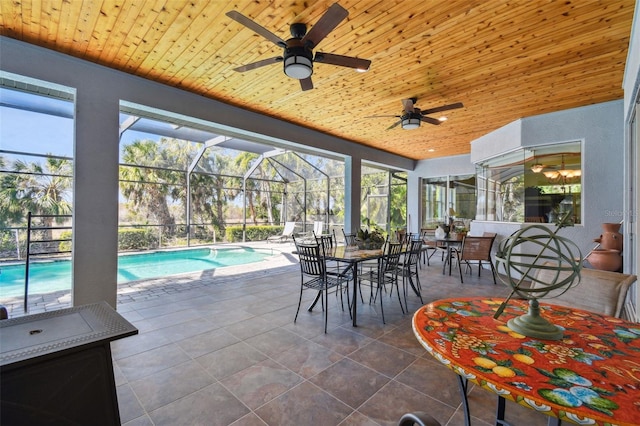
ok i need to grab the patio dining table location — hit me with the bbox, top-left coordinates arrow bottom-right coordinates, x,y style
321,245 -> 385,327
435,237 -> 463,275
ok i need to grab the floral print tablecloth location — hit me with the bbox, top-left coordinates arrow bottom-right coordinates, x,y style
412,297 -> 640,425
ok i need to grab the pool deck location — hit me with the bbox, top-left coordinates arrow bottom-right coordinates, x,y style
0,241 -> 299,318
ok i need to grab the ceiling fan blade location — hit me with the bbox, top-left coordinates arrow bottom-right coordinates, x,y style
402,98 -> 415,114
226,11 -> 286,47
387,120 -> 402,130
233,57 -> 282,72
420,102 -> 464,116
365,114 -> 401,118
301,3 -> 348,48
314,52 -> 371,70
300,77 -> 313,91
420,116 -> 442,125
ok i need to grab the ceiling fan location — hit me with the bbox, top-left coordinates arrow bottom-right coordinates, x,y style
371,98 -> 464,130
226,3 -> 371,91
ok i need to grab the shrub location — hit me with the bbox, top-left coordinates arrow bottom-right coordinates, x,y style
0,230 -> 24,259
118,228 -> 158,250
59,230 -> 73,252
225,225 -> 284,242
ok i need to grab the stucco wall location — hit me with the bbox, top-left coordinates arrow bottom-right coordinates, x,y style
520,101 -> 624,254
409,100 -> 625,263
470,120 -> 523,164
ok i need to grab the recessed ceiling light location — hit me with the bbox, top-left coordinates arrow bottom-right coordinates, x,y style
428,148 -> 435,152
438,116 -> 448,122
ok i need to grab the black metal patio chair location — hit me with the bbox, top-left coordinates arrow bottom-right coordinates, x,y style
294,241 -> 350,333
358,241 -> 404,324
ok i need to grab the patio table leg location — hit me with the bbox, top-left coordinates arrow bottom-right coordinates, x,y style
352,261 -> 358,326
457,375 -> 471,426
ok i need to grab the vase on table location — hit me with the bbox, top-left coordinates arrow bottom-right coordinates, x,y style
438,223 -> 450,239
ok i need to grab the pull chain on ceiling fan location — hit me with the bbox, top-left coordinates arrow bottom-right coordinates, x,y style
226,2 -> 371,91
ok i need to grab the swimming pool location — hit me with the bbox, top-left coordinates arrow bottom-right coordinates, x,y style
0,247 -> 274,299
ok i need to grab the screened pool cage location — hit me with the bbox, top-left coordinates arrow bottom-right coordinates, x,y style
0,88 -> 407,262
116,110 -> 342,247
114,105 -> 407,248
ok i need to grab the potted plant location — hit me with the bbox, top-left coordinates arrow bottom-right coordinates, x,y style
451,225 -> 468,241
356,228 -> 386,250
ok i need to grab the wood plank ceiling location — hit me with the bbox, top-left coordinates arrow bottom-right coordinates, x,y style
0,1 -> 635,160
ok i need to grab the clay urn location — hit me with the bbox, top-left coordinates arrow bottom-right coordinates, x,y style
587,248 -> 622,272
594,223 -> 623,252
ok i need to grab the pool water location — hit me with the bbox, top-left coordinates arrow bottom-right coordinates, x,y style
0,247 -> 273,299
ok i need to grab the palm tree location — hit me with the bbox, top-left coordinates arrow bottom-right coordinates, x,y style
191,151 -> 235,232
0,155 -> 73,244
119,140 -> 177,232
235,152 -> 261,224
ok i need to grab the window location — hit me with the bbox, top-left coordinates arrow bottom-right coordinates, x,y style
421,174 -> 476,229
475,142 -> 582,224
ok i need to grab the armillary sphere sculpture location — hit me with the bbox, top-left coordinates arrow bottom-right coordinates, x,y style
493,212 -> 582,340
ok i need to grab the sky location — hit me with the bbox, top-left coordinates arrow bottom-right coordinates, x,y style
0,87 -> 153,164
0,107 -> 73,158
0,87 -> 336,176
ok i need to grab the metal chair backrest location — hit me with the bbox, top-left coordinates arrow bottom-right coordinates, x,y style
315,232 -> 335,256
381,241 -> 403,273
342,229 -> 357,246
295,242 -> 325,277
459,236 -> 495,262
406,239 -> 423,266
395,229 -> 408,244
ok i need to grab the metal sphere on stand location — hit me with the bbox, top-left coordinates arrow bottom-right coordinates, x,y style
493,212 -> 582,340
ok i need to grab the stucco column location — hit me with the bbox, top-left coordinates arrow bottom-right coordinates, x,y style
344,156 -> 361,234
72,90 -> 120,308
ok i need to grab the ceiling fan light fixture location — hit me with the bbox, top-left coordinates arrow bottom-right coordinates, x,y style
401,118 -> 421,130
283,47 -> 313,79
401,113 -> 421,130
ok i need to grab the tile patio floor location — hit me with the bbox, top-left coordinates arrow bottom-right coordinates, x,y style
104,243 -> 552,426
